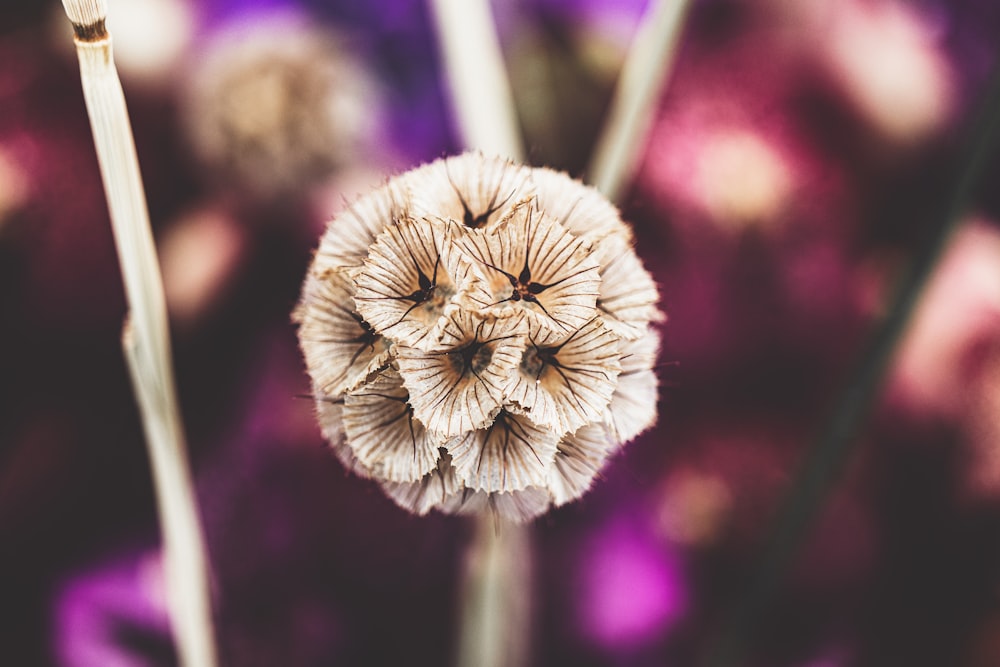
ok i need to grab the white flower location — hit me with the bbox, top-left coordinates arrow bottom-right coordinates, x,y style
396,309 -> 526,438
295,151 -> 663,522
342,369 -> 444,483
353,217 -> 471,350
457,199 -> 602,335
407,152 -> 534,230
504,317 -> 622,436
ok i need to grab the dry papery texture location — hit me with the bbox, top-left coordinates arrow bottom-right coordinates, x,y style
295,152 -> 663,522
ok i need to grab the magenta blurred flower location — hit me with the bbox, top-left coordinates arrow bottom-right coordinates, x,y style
576,514 -> 687,652
54,549 -> 171,667
817,0 -> 955,144
885,220 -> 1000,419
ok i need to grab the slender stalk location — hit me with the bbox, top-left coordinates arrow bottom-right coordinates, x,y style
428,0 -> 524,161
60,2 -> 217,666
587,0 -> 692,203
456,515 -> 532,667
705,64 -> 1000,667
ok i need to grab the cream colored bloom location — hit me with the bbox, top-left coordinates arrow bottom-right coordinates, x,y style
396,310 -> 526,438
457,200 -> 602,335
353,218 -> 471,350
343,369 -> 444,482
549,424 -> 619,506
295,152 -> 663,522
407,152 -> 534,230
504,317 -> 622,436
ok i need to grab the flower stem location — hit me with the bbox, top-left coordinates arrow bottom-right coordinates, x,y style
704,64 -> 1000,667
456,515 -> 532,667
587,0 -> 692,203
60,2 -> 217,666
428,0 -> 524,161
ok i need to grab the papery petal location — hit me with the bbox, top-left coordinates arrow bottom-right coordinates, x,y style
314,396 -> 373,479
442,486 -> 552,523
619,325 -> 661,374
343,370 -> 443,483
381,453 -> 462,515
594,236 -> 665,340
457,200 -> 601,336
397,310 -> 526,437
294,267 -> 391,398
506,317 -> 621,435
605,327 -> 661,444
531,167 -> 633,244
408,152 -> 534,230
314,177 -> 410,269
354,218 -> 471,349
549,424 -> 617,506
446,411 -> 558,493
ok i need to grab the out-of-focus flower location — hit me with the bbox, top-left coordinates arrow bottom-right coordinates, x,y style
181,10 -> 386,199
966,343 -> 1000,494
105,0 -> 195,87
158,203 -> 246,329
54,549 -> 172,667
635,21 -> 849,240
886,220 -> 1000,419
643,116 -> 798,233
576,513 -> 687,652
693,128 -> 794,230
654,467 -> 732,548
294,152 -> 663,522
819,0 -> 954,144
0,145 -> 30,230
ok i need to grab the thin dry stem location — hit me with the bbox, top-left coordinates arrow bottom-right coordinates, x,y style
61,0 -> 106,27
63,11 -> 217,667
587,0 -> 692,203
429,0 -> 524,161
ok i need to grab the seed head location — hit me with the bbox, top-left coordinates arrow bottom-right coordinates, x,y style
294,152 -> 664,522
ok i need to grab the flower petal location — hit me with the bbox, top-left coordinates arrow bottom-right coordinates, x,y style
314,396 -> 373,479
441,486 -> 552,523
381,452 -> 463,515
594,235 -> 665,340
314,177 -> 410,269
457,200 -> 601,336
408,152 -> 534,230
343,370 -> 444,483
397,310 -> 526,437
446,411 -> 559,493
531,167 -> 633,244
354,218 -> 471,349
294,266 -> 392,398
548,424 -> 617,506
604,326 -> 661,444
506,317 -> 622,435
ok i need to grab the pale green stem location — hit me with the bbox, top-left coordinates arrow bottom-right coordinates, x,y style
587,0 -> 692,203
429,0 -> 524,161
61,3 -> 217,666
456,515 -> 533,667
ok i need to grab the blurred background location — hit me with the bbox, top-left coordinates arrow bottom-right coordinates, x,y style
3,0 -> 1000,664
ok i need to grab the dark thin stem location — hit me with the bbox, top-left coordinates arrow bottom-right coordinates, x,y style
705,65 -> 1000,667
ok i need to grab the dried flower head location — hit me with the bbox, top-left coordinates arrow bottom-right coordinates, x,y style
183,12 -> 383,197
295,152 -> 664,522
